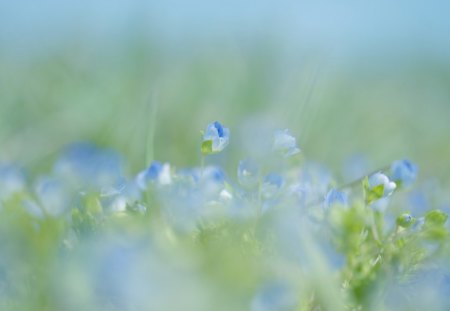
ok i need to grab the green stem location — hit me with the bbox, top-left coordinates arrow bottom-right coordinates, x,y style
145,92 -> 159,166
370,216 -> 382,244
256,179 -> 262,218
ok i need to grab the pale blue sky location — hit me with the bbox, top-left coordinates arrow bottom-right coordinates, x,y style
1,1 -> 450,63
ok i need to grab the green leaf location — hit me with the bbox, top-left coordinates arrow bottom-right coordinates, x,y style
421,210 -> 449,241
423,227 -> 448,241
362,176 -> 369,189
363,180 -> 384,205
425,209 -> 448,227
371,184 -> 384,198
201,140 -> 213,155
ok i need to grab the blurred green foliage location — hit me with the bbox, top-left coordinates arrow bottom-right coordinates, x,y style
1,37 -> 450,311
1,42 -> 450,189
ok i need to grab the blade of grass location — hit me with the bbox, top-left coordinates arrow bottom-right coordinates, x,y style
145,90 -> 159,166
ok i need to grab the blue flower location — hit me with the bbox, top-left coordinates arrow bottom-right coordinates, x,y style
54,142 -> 123,191
324,189 -> 348,208
103,180 -> 143,213
273,129 -> 300,157
35,176 -> 71,216
264,173 -> 284,188
237,159 -> 260,188
299,162 -> 332,198
136,161 -> 171,190
261,173 -> 284,199
178,166 -> 226,185
391,159 -> 418,187
368,172 -> 397,197
208,166 -> 226,183
202,121 -> 230,155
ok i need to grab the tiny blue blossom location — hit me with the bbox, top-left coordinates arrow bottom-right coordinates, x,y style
324,189 -> 348,208
206,166 -> 226,183
179,166 -> 226,184
368,172 -> 397,197
299,163 -> 332,198
136,161 -> 171,190
202,121 -> 230,154
261,173 -> 284,200
101,179 -> 143,213
145,161 -> 163,180
391,159 -> 418,187
273,129 -> 300,157
264,173 -> 284,189
199,166 -> 228,201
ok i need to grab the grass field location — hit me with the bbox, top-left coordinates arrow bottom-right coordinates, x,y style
1,3 -> 450,311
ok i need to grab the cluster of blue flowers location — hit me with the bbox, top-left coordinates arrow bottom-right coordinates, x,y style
1,121 -> 448,311
0,121 -> 424,233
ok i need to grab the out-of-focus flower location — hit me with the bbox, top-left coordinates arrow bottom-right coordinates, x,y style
136,161 -> 172,190
237,159 -> 260,188
158,165 -> 229,233
196,166 -> 227,201
102,180 -> 143,213
179,166 -> 226,185
200,166 -> 226,184
261,173 -> 284,200
0,164 -> 26,200
368,172 -> 397,198
35,176 -> 71,216
299,163 -> 332,199
273,129 -> 300,157
54,142 -> 124,191
391,159 -> 418,187
201,121 -> 230,155
324,189 -> 348,208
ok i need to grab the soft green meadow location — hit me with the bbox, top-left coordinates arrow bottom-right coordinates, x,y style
1,40 -> 450,311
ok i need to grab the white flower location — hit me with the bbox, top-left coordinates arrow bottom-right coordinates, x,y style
368,172 -> 397,197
